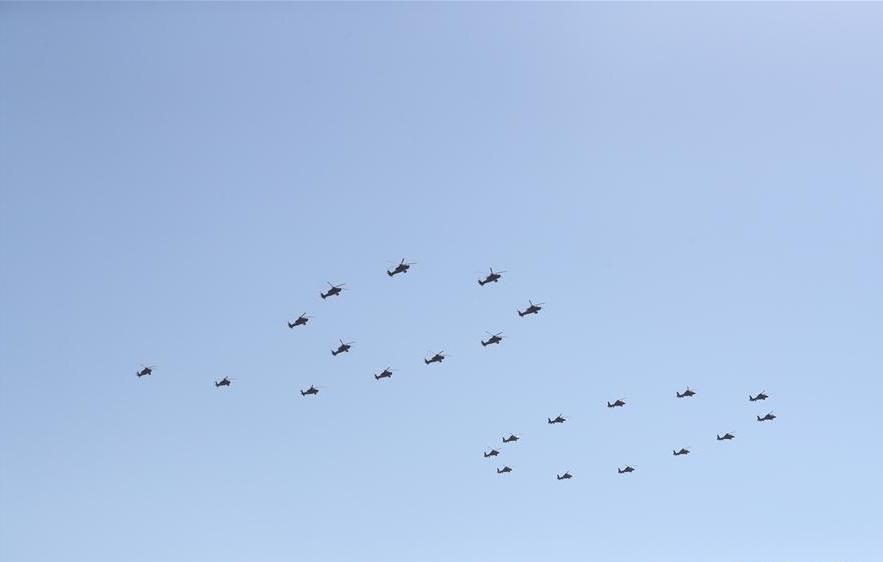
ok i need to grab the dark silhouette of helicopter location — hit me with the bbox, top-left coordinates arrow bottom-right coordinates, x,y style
331,339 -> 354,356
717,433 -> 735,441
136,365 -> 154,378
750,391 -> 769,402
607,399 -> 626,408
757,412 -> 776,422
320,282 -> 345,300
618,466 -> 635,474
301,385 -> 320,397
496,466 -> 512,474
387,259 -> 415,277
481,332 -> 503,347
673,448 -> 690,456
424,351 -> 446,365
478,267 -> 505,286
676,387 -> 696,398
547,414 -> 566,425
556,471 -> 573,480
502,434 -> 520,443
374,368 -> 394,380
287,313 -> 310,329
517,300 -> 544,317
483,448 -> 500,458
215,377 -> 232,388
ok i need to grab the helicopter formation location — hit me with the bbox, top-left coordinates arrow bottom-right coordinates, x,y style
137,258 -> 778,480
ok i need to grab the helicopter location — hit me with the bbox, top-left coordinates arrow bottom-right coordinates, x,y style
547,414 -> 566,425
287,313 -> 311,329
136,365 -> 154,378
749,391 -> 769,402
757,412 -> 776,422
215,377 -> 232,388
478,267 -> 505,286
517,300 -> 544,317
502,434 -> 520,444
676,387 -> 696,399
424,351 -> 446,365
496,466 -> 513,474
374,368 -> 394,380
556,472 -> 573,480
387,259 -> 415,277
673,448 -> 691,456
331,339 -> 354,356
481,332 -> 504,347
618,466 -> 635,474
320,282 -> 345,300
301,385 -> 320,397
717,433 -> 735,441
483,448 -> 500,458
607,399 -> 626,408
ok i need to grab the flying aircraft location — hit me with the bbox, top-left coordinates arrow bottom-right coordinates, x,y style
320,282 -> 345,300
673,448 -> 691,456
374,368 -> 394,380
215,377 -> 232,388
301,385 -> 320,397
481,332 -> 504,347
478,267 -> 505,286
607,399 -> 626,408
331,339 -> 354,356
556,472 -> 573,480
618,466 -> 635,474
676,387 -> 696,398
496,466 -> 512,474
750,391 -> 769,402
287,313 -> 310,328
387,259 -> 415,277
136,365 -> 154,378
483,448 -> 500,458
717,433 -> 735,441
424,351 -> 446,365
547,414 -> 566,425
517,300 -> 544,317
502,434 -> 520,443
757,412 -> 776,422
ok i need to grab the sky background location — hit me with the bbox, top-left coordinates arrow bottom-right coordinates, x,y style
2,3 -> 882,562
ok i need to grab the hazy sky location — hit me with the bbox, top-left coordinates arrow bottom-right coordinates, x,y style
2,3 -> 882,562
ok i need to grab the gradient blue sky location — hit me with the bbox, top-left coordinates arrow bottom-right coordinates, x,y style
2,3 -> 882,562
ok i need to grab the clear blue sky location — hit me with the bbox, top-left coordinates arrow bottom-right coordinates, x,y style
2,3 -> 882,562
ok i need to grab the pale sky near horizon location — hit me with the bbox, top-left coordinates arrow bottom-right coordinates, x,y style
1,3 -> 882,562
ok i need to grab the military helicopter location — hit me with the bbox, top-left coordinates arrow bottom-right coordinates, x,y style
287,313 -> 311,329
676,387 -> 696,398
215,377 -> 233,388
618,466 -> 635,474
374,367 -> 394,380
673,447 -> 691,456
478,267 -> 505,286
387,259 -> 415,277
547,414 -> 566,425
301,385 -> 320,397
424,351 -> 446,365
607,399 -> 626,408
502,434 -> 520,444
517,300 -> 544,317
496,466 -> 513,474
481,332 -> 504,347
717,433 -> 735,441
757,412 -> 776,422
483,448 -> 500,458
136,365 -> 154,378
331,339 -> 354,356
749,391 -> 769,402
320,282 -> 345,300
556,471 -> 573,481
